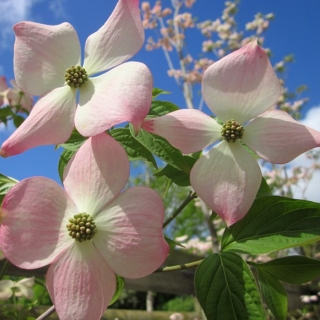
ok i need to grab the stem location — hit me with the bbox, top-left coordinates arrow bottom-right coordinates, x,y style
0,259 -> 10,280
36,305 -> 55,320
162,191 -> 197,228
155,259 -> 203,272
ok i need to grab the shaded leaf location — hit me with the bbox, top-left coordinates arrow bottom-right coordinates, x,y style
195,252 -> 265,320
0,173 -> 18,205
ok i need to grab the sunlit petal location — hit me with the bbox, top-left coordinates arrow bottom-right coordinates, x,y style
0,86 -> 75,157
46,242 -> 116,320
0,177 -> 75,269
63,133 -> 129,216
142,109 -> 221,154
14,22 -> 81,96
190,141 -> 262,226
202,39 -> 281,123
83,0 -> 144,75
94,187 -> 169,278
243,110 -> 320,163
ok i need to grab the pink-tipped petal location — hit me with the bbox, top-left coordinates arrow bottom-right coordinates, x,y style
83,0 -> 144,75
76,62 -> 152,136
14,21 -> 81,96
0,86 -> 75,157
142,109 -> 221,154
243,110 -> 320,163
190,141 -> 262,226
94,187 -> 169,278
46,241 -> 116,320
63,133 -> 129,216
202,39 -> 281,123
0,177 -> 75,269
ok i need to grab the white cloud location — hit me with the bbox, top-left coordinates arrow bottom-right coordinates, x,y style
0,0 -> 67,48
288,105 -> 320,202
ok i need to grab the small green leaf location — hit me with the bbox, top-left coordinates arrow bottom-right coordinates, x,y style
109,275 -> 124,306
134,129 -> 190,172
152,88 -> 171,99
58,149 -> 76,182
0,173 -> 18,205
249,256 -> 320,284
221,196 -> 320,255
110,128 -> 157,169
154,156 -> 196,186
165,236 -> 185,252
257,270 -> 287,320
58,128 -> 86,151
148,100 -> 179,117
13,115 -> 25,128
195,252 -> 265,320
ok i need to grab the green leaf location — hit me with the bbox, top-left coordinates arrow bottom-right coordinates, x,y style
249,256 -> 320,284
152,88 -> 171,99
133,129 -> 190,172
109,275 -> 124,306
257,270 -> 287,320
195,252 -> 265,320
109,128 -> 157,169
58,149 -> 76,182
58,128 -> 86,151
221,196 -> 320,255
148,100 -> 179,117
256,177 -> 272,198
154,156 -> 196,186
13,115 -> 25,128
0,173 -> 18,205
165,236 -> 185,252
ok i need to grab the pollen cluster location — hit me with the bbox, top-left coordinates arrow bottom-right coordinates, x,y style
65,66 -> 88,88
66,213 -> 96,242
221,119 -> 244,143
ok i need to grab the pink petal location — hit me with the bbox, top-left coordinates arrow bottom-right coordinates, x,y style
243,110 -> 320,163
46,241 -> 116,320
94,186 -> 169,278
83,0 -> 144,75
0,86 -> 75,157
202,39 -> 281,123
14,21 -> 81,96
63,133 -> 129,216
142,109 -> 221,154
76,62 -> 152,136
190,141 -> 262,226
0,177 -> 75,269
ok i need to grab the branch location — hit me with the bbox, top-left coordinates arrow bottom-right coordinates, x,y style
155,259 -> 203,272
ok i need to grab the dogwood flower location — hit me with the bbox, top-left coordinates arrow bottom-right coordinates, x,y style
0,0 -> 152,157
0,277 -> 35,300
0,133 -> 169,320
0,77 -> 33,112
142,39 -> 320,226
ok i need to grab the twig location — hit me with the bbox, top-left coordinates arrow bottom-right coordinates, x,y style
36,305 -> 55,320
162,191 -> 197,228
155,259 -> 203,272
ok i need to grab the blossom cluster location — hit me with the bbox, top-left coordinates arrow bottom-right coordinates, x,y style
0,0 -> 320,319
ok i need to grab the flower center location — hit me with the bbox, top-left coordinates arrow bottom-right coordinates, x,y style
66,213 -> 96,242
221,119 -> 244,143
65,65 -> 88,88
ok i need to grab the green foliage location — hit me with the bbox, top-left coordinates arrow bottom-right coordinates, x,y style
221,196 -> 320,254
110,128 -> 157,169
152,88 -> 171,99
195,252 -> 265,320
109,275 -> 125,306
0,173 -> 18,205
161,295 -> 195,312
148,100 -> 179,117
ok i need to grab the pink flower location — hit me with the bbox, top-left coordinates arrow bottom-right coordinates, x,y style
142,39 -> 320,226
0,77 -> 33,112
0,133 -> 169,320
0,0 -> 152,157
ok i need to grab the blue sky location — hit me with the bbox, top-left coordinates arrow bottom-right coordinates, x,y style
1,0 -> 320,186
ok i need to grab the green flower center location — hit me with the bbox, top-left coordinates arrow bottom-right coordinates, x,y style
65,66 -> 88,88
221,119 -> 244,143
66,213 -> 96,242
